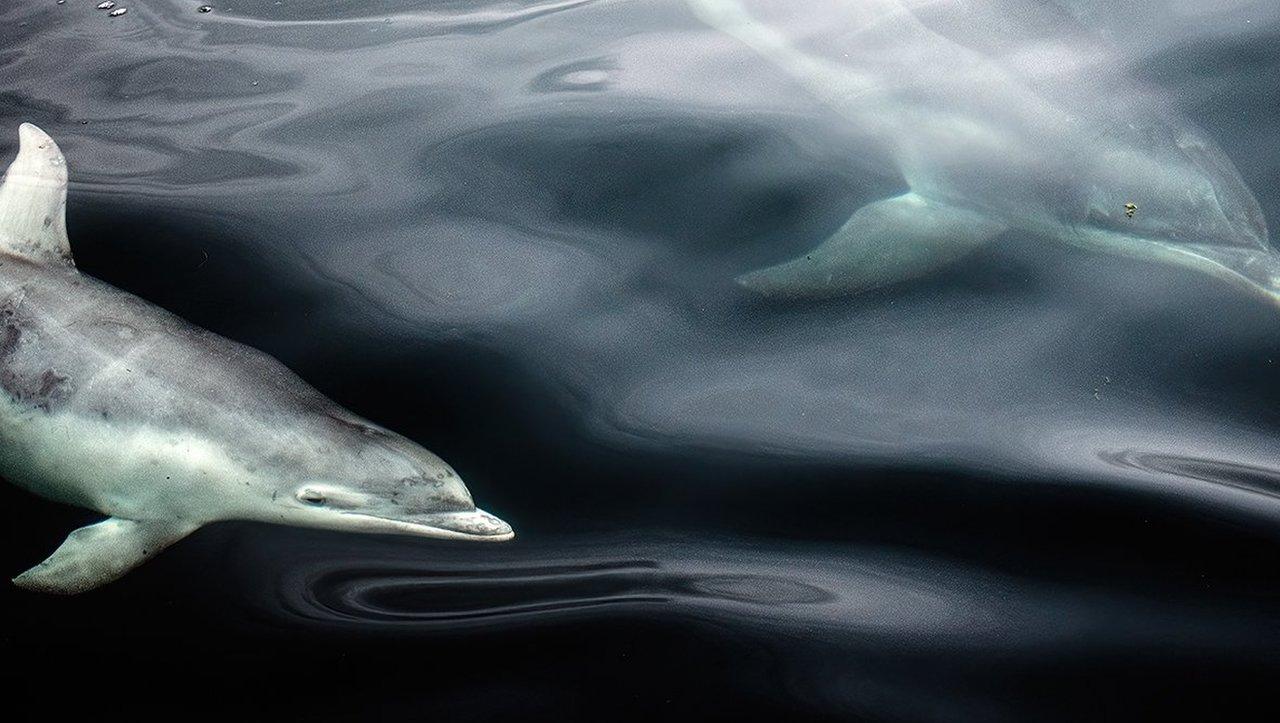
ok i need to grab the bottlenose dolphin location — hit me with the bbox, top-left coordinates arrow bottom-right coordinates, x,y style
687,0 -> 1275,301
0,124 -> 513,594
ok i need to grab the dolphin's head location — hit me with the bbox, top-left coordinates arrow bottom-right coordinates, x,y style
266,414 -> 513,542
1081,120 -> 1269,249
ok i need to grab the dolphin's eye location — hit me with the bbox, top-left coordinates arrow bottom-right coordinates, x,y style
298,489 -> 327,505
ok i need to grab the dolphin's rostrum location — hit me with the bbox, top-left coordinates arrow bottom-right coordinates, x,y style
0,124 -> 513,594
687,0 -> 1276,303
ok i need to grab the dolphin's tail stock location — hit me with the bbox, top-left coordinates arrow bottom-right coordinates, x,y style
735,193 -> 1007,298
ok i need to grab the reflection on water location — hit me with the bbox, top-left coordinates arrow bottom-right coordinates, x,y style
298,560 -> 673,623
255,526 -> 1277,653
1101,449 -> 1280,500
269,534 -> 973,637
295,560 -> 837,624
3,0 -> 1280,720
279,536 -> 917,633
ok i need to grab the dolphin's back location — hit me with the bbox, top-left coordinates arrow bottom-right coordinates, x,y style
1,259 -> 326,415
0,258 -> 353,501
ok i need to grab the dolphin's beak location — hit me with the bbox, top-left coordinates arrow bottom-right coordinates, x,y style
341,508 -> 514,542
419,508 -> 514,541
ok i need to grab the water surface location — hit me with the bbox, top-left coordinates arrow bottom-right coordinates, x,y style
2,1 -> 1279,720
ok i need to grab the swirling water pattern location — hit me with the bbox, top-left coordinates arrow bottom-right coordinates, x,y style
2,1 -> 1280,720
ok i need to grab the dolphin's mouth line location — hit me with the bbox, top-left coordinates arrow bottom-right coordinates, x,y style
339,508 -> 515,542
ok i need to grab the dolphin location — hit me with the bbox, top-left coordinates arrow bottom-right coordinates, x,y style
686,0 -> 1275,302
0,124 -> 513,594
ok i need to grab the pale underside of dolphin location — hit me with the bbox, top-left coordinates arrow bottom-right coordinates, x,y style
0,124 -> 512,594
687,0 -> 1277,303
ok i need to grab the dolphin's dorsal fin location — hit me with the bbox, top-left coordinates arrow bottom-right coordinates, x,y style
12,518 -> 197,594
0,123 -> 73,266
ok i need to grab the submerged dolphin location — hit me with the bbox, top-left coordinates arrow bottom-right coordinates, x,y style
687,0 -> 1275,301
0,124 -> 512,594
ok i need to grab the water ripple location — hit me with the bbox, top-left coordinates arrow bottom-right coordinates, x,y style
279,550 -> 838,628
1101,449 -> 1280,500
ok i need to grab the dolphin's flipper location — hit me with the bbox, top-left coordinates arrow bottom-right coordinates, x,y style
13,518 -> 197,594
0,123 -> 73,266
737,193 -> 1006,297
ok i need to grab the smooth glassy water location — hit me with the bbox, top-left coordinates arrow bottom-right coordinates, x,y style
2,1 -> 1279,720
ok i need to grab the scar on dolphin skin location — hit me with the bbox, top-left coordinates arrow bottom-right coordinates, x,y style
0,291 -> 74,412
0,123 -> 513,594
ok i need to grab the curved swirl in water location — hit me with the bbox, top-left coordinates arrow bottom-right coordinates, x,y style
1100,449 -> 1280,501
279,553 -> 835,628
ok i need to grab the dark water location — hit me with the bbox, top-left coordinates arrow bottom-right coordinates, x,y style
3,1 -> 1280,720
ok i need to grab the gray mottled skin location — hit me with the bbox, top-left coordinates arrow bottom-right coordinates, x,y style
687,0 -> 1277,302
0,124 -> 511,594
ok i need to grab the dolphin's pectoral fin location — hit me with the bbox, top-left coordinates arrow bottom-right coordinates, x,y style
736,193 -> 1006,297
13,518 -> 198,594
